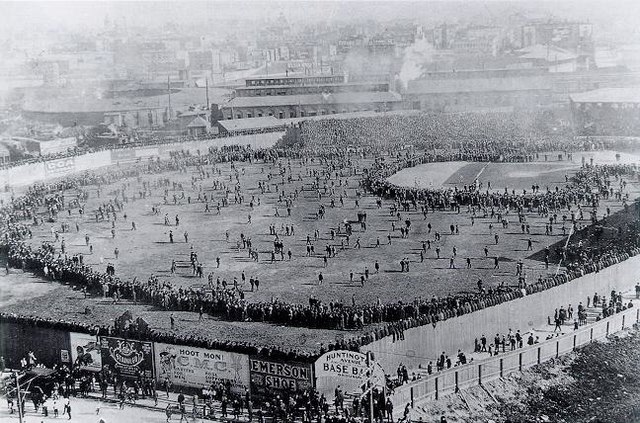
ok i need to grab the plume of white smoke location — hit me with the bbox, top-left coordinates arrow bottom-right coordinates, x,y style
398,38 -> 436,89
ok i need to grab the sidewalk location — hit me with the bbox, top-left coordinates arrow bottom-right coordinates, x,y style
84,390 -> 257,422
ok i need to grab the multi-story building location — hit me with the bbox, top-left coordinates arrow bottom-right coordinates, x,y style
188,50 -> 213,71
520,21 -> 593,54
404,69 -> 553,112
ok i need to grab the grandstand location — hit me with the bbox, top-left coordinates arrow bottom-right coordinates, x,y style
570,87 -> 640,137
220,74 -> 404,120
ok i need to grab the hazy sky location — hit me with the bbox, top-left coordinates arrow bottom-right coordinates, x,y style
1,1 -> 639,39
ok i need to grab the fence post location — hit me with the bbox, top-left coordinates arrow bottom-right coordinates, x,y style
435,377 -> 439,400
606,321 -> 610,335
499,358 -> 503,377
590,327 -> 593,342
455,371 -> 459,393
478,364 -> 482,386
518,352 -> 523,371
537,347 -> 541,364
556,340 -> 559,358
411,387 -> 414,408
622,314 -> 625,329
573,334 -> 577,351
637,308 -> 639,323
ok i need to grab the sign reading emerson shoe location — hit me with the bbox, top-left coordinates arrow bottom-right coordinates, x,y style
44,157 -> 75,177
249,357 -> 313,396
100,337 -> 154,380
154,343 -> 250,393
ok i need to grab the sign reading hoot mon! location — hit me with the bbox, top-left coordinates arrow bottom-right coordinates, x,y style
314,350 -> 385,399
100,337 -> 154,380
154,343 -> 250,393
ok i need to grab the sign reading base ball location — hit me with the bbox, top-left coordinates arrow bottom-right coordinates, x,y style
314,350 -> 385,399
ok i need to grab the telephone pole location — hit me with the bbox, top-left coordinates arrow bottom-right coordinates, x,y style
366,351 -> 374,423
14,371 -> 23,423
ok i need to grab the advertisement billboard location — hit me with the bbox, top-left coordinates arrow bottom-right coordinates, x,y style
44,157 -> 75,178
70,332 -> 102,372
249,357 -> 313,396
135,147 -> 159,159
39,137 -> 77,156
158,144 -> 179,157
100,337 -> 154,380
154,343 -> 250,393
110,149 -> 137,163
314,350 -> 385,399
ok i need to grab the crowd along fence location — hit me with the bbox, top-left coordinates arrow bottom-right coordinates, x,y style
0,131 -> 285,188
389,305 -> 640,414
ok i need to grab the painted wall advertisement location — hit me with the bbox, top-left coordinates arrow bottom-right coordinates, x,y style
39,137 -> 77,156
69,332 -> 102,372
100,337 -> 154,379
154,343 -> 250,393
44,157 -> 75,177
249,357 -> 313,396
314,350 -> 385,399
110,149 -> 137,163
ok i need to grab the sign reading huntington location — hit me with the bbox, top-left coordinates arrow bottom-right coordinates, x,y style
154,343 -> 250,393
44,157 -> 75,177
249,357 -> 313,396
100,337 -> 154,379
314,350 -> 385,399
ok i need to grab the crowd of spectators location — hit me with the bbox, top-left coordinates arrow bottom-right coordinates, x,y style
1,112 -> 640,362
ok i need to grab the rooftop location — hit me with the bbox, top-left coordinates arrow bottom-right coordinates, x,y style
407,76 -> 551,94
22,87 -> 231,114
186,116 -> 210,128
225,91 -> 402,109
517,44 -> 579,62
570,87 -> 640,104
217,116 -> 283,132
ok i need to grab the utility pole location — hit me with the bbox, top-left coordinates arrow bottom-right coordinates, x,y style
14,371 -> 23,423
366,351 -> 374,423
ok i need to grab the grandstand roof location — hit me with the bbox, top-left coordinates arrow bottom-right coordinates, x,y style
280,109 -> 422,126
569,87 -> 640,104
408,76 -> 551,94
224,91 -> 402,109
235,82 -> 388,91
216,110 -> 422,134
217,116 -> 283,133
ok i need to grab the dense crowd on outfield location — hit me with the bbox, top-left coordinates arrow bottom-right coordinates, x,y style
0,111 -> 639,363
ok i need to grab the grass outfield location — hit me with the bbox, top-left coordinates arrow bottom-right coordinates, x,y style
0,151 -> 638,350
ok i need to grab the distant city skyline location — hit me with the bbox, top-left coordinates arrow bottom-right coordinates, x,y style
1,1 -> 639,38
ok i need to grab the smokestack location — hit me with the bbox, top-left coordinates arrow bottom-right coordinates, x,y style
205,78 -> 210,110
167,75 -> 172,120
